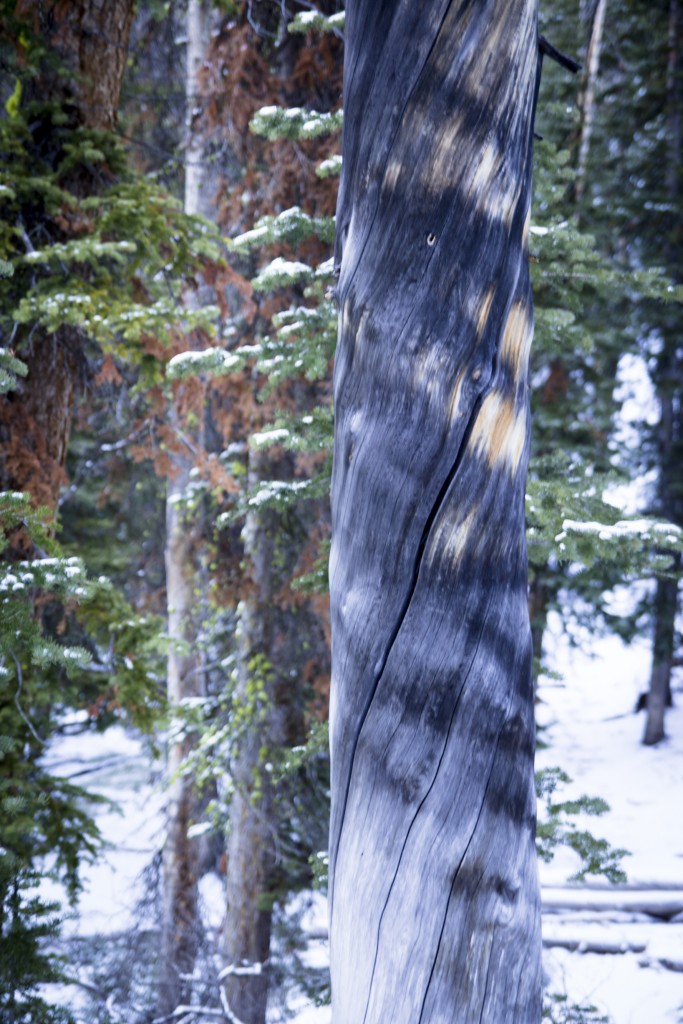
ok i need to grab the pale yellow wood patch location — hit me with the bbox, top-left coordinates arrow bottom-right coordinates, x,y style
420,112 -> 466,191
469,140 -> 501,200
476,285 -> 496,339
500,301 -> 533,382
448,371 -> 465,424
470,390 -> 527,473
429,503 -> 479,568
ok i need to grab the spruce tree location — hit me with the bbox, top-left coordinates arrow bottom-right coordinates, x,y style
0,3 -> 221,1014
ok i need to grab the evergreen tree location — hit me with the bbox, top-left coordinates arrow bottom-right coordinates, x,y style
0,3 -> 220,1013
535,0 -> 683,743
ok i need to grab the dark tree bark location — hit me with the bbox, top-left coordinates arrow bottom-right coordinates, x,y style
221,448 -> 306,1024
0,0 -> 136,515
528,572 -> 550,697
16,0 -> 135,133
329,3 -> 542,1022
643,563 -> 679,746
0,332 -> 79,511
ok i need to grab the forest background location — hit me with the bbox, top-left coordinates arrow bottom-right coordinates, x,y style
0,0 -> 681,1022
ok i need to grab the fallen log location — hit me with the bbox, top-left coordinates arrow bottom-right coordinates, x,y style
542,888 -> 683,921
542,936 -> 647,955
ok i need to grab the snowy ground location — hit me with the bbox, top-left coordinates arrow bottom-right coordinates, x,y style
43,617 -> 683,1023
536,615 -> 683,1024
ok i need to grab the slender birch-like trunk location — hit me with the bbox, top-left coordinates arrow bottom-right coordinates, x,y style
157,2 -> 210,1013
575,0 -> 607,202
329,3 -> 542,1021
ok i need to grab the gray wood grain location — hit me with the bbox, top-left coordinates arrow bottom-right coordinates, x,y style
329,2 -> 543,1021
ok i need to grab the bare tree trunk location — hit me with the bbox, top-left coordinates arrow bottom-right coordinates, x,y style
575,0 -> 608,202
158,437 -> 207,1014
643,565 -> 679,746
329,3 -> 542,1022
221,451 -> 291,1024
222,468 -> 274,1024
157,2 -> 211,1015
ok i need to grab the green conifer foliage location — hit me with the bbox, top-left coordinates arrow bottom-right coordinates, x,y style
0,6 -> 222,1013
0,494 -> 105,1023
535,0 -> 683,738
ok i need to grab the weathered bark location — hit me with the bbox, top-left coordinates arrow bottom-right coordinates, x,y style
529,572 -> 550,698
574,0 -> 608,203
329,3 -> 542,1022
157,3 -> 211,1015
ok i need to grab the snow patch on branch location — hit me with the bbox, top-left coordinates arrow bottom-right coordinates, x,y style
557,518 -> 682,544
167,346 -> 259,380
253,257 -> 311,291
251,428 -> 291,447
247,480 -> 310,507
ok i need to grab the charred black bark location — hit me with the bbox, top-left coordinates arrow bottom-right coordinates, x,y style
329,3 -> 542,1021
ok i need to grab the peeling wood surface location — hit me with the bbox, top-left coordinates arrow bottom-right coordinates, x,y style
329,2 -> 542,1021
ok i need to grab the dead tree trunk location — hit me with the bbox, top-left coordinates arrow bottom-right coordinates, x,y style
329,3 -> 542,1022
221,449 -> 296,1024
221,469 -> 276,1024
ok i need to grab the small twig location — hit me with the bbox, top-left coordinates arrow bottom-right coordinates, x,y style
61,756 -> 133,780
17,218 -> 36,255
218,986 -> 247,1024
246,0 -> 276,39
12,652 -> 46,746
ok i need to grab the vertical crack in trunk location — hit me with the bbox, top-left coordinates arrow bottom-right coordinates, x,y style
416,698 -> 514,1024
361,591 -> 495,1024
329,2 -> 541,1020
331,364 -> 499,904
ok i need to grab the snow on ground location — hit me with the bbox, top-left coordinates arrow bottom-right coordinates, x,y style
537,614 -> 683,1023
278,615 -> 683,1024
41,723 -> 165,937
42,618 -> 683,1023
538,616 -> 683,887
